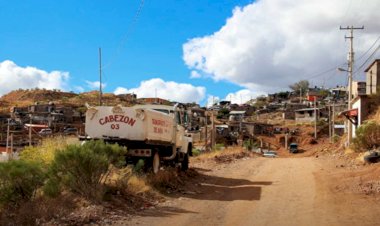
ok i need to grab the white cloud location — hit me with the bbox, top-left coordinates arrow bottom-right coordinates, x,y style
190,70 -> 202,79
85,80 -> 106,90
74,86 -> 85,93
224,89 -> 266,104
206,95 -> 220,107
0,60 -> 69,96
114,87 -> 129,95
183,0 -> 380,92
113,78 -> 206,103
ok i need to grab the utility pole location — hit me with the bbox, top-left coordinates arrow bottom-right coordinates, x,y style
99,47 -> 103,106
314,97 -> 317,139
204,111 -> 208,151
155,88 -> 157,103
328,105 -> 332,143
340,26 -> 364,146
29,117 -> 32,146
332,102 -> 335,139
6,119 -> 10,154
211,110 -> 215,150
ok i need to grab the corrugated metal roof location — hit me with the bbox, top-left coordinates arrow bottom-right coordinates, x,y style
229,111 -> 246,114
294,108 -> 322,112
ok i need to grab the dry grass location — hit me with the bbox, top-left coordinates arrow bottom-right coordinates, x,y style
20,136 -> 80,166
0,195 -> 76,226
369,106 -> 380,124
147,168 -> 180,192
107,166 -> 153,196
127,175 -> 151,194
193,146 -> 247,161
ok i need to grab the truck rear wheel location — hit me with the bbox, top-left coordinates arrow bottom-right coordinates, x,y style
181,152 -> 189,171
152,152 -> 160,174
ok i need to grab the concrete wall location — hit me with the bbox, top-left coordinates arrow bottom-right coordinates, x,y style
366,61 -> 380,95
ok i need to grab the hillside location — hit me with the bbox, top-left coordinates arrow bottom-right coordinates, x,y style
0,89 -> 133,113
369,106 -> 380,124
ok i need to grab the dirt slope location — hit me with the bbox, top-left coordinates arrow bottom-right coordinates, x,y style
121,157 -> 380,226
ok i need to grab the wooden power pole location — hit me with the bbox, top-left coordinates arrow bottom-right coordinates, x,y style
340,25 -> 364,146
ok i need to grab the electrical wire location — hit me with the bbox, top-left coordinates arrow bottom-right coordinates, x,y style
353,42 -> 380,79
355,36 -> 380,62
103,0 -> 145,70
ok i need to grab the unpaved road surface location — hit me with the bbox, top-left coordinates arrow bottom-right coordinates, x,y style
123,157 -> 380,226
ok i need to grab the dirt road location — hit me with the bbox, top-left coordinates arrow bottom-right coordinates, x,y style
124,157 -> 380,226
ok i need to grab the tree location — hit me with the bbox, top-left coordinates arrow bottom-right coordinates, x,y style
253,95 -> 268,109
289,80 -> 310,94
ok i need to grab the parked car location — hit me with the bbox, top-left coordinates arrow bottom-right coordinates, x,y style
289,143 -> 298,153
364,151 -> 380,163
63,127 -> 78,135
273,127 -> 282,134
39,128 -> 52,135
263,151 -> 278,158
290,128 -> 300,136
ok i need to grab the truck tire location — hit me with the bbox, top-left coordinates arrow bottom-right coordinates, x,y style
152,152 -> 161,174
181,152 -> 189,171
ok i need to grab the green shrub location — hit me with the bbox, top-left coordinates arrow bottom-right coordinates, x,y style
44,140 -> 126,200
0,160 -> 45,206
133,159 -> 145,173
352,121 -> 380,152
192,148 -> 201,156
243,139 -> 251,150
214,143 -> 225,151
332,134 -> 340,143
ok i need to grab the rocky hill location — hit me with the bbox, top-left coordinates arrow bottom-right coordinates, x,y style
0,89 -> 134,113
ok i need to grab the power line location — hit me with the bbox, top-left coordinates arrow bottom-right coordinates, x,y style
355,36 -> 380,62
299,36 -> 380,84
353,42 -> 380,78
103,0 -> 145,70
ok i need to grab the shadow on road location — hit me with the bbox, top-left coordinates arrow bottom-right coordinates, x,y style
169,168 -> 272,202
136,206 -> 198,218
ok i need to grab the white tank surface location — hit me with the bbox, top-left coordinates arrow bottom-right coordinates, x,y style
85,105 -> 176,144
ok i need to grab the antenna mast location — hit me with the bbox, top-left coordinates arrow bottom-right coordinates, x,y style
99,47 -> 103,106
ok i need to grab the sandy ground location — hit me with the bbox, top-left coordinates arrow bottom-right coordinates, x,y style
119,155 -> 380,226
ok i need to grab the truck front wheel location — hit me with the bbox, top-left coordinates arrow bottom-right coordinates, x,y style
152,152 -> 161,174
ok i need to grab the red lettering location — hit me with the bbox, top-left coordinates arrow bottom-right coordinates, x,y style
98,114 -> 136,126
128,118 -> 136,127
111,124 -> 120,130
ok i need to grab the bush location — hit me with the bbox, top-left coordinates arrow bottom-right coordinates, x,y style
214,143 -> 225,151
192,148 -> 201,156
0,160 -> 45,206
243,139 -> 253,150
20,137 -> 77,166
44,140 -> 126,200
353,121 -> 380,152
332,134 -> 340,143
147,168 -> 179,192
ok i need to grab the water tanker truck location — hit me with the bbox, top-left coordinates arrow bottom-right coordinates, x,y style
84,104 -> 192,173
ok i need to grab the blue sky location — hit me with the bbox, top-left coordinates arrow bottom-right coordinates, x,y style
1,0 -> 379,105
0,0 -> 251,104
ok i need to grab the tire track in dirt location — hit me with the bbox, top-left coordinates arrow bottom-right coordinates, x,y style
122,157 -> 380,226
